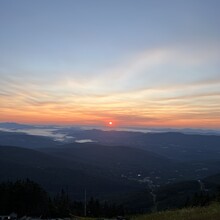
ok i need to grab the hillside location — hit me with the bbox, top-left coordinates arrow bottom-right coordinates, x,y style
2,129 -> 220,161
0,146 -> 143,200
39,142 -> 220,185
0,131 -> 59,148
40,143 -> 179,182
50,128 -> 220,161
133,203 -> 220,220
1,130 -> 220,212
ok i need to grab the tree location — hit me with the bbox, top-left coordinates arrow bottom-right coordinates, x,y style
0,179 -> 49,216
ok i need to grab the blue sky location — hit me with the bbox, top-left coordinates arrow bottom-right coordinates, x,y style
0,0 -> 220,128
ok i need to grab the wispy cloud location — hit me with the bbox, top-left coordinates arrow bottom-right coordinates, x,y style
0,44 -> 220,128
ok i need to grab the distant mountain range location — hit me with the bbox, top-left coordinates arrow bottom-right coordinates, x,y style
1,122 -> 220,211
53,129 -> 220,161
1,122 -> 220,136
1,122 -> 220,161
0,130 -> 60,148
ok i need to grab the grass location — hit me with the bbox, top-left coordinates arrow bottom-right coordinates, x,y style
71,216 -> 97,220
132,203 -> 220,220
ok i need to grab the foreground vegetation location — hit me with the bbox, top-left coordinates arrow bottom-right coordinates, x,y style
0,179 -> 124,217
1,179 -> 220,219
133,203 -> 220,220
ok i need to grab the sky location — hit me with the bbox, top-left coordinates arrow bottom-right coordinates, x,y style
0,0 -> 220,128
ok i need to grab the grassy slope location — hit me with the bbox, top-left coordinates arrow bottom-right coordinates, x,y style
133,203 -> 220,220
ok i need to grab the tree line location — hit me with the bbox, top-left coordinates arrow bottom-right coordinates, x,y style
1,179 -> 220,217
0,179 -> 125,218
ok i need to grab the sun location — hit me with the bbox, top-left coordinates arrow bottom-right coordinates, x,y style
108,121 -> 113,125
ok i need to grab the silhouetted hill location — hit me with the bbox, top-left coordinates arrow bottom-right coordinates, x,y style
40,143 -> 199,185
41,143 -> 174,174
0,122 -> 36,129
59,129 -> 220,161
1,128 -> 220,210
39,142 -> 220,185
0,131 -> 59,148
1,129 -> 220,161
1,129 -> 220,184
0,146 -> 143,200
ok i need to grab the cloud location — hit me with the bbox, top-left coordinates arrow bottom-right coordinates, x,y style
0,44 -> 220,128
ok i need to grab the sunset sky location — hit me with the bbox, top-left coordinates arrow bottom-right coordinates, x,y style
0,0 -> 220,128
